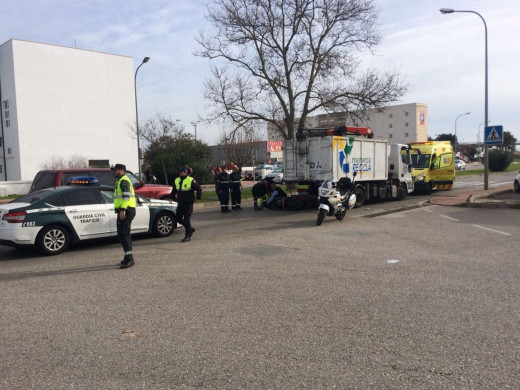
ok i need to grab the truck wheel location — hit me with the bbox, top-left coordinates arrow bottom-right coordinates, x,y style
316,209 -> 326,226
515,180 -> 520,193
424,182 -> 433,195
36,225 -> 70,255
354,187 -> 365,208
335,211 -> 346,221
397,183 -> 407,201
153,212 -> 175,237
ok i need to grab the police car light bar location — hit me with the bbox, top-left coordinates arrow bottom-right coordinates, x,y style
67,176 -> 100,185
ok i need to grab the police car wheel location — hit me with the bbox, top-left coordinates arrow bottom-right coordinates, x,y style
37,225 -> 70,255
153,212 -> 175,237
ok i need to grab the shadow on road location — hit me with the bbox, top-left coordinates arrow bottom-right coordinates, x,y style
0,264 -> 119,282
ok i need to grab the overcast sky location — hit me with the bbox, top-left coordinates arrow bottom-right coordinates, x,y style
1,0 -> 519,145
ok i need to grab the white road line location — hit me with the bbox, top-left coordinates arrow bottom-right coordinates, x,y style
441,215 -> 459,221
472,224 -> 511,236
458,181 -> 511,187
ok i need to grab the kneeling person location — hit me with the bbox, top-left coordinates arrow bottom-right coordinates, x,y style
252,178 -> 272,210
266,182 -> 287,209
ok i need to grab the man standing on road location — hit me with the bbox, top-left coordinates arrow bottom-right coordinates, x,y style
112,163 -> 136,269
169,167 -> 202,242
216,166 -> 231,213
229,165 -> 242,210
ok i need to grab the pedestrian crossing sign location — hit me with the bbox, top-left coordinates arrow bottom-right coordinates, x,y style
484,125 -> 503,145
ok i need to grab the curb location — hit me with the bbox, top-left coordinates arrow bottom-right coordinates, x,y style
193,197 -> 254,210
430,188 -> 520,209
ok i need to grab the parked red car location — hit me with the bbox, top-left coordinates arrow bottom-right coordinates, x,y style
30,169 -> 172,200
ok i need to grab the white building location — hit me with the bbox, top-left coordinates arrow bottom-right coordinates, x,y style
267,103 -> 429,145
0,39 -> 137,181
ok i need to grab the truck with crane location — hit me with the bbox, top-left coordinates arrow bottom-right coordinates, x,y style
283,126 -> 414,208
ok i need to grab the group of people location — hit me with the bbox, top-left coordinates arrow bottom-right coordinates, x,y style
215,165 -> 243,212
112,162 -> 288,269
112,163 -> 201,270
252,178 -> 288,210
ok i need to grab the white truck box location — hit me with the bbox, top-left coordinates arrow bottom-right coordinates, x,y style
284,136 -> 390,183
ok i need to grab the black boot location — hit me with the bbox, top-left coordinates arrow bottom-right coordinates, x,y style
120,255 -> 134,269
181,229 -> 193,242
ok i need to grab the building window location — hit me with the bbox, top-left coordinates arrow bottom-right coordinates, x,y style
0,164 -> 2,173
7,147 -> 12,155
0,137 -> 2,147
405,112 -> 409,116
405,122 -> 409,127
405,133 -> 409,137
389,124 -> 393,129
389,114 -> 393,118
388,134 -> 393,139
2,99 -> 9,128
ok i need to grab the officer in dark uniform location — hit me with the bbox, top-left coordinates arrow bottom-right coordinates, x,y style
168,167 -> 202,242
252,178 -> 272,210
229,165 -> 242,210
216,166 -> 231,213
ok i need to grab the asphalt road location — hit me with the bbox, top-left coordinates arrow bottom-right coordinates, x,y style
1,192 -> 519,389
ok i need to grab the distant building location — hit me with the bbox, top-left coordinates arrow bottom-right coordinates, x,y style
267,103 -> 428,145
0,39 -> 137,181
210,140 -> 284,166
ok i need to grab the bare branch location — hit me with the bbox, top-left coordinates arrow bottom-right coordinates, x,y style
195,0 -> 406,140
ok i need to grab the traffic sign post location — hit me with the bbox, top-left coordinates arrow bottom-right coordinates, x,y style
484,125 -> 503,145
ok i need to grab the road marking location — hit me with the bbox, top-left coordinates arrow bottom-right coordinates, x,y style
441,215 -> 459,221
458,181 -> 511,187
387,259 -> 400,264
472,224 -> 511,236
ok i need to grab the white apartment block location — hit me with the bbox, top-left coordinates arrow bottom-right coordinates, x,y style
267,103 -> 429,145
0,39 -> 137,181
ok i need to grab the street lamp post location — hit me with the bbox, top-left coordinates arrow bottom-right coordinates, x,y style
476,122 -> 486,160
134,56 -> 150,180
440,8 -> 488,189
190,121 -> 198,140
454,112 -> 470,158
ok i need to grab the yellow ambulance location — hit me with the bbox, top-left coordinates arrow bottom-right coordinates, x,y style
409,141 -> 455,194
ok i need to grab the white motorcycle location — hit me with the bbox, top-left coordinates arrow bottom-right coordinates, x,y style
316,173 -> 357,226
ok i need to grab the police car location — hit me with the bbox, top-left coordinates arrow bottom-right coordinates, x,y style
0,177 -> 178,255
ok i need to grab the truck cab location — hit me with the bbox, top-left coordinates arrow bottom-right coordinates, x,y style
409,141 -> 455,194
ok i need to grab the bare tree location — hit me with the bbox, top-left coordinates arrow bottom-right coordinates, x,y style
41,154 -> 87,169
132,113 -> 185,184
68,154 -> 88,168
218,124 -> 264,169
195,0 -> 407,140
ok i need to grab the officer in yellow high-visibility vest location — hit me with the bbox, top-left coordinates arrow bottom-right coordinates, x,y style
112,163 -> 136,269
169,166 -> 202,242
